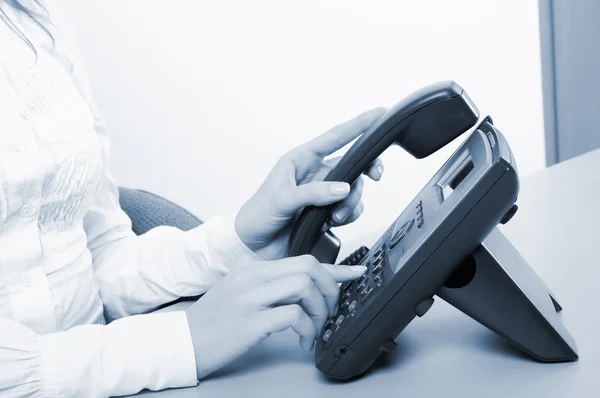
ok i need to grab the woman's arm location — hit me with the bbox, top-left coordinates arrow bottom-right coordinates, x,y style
48,2 -> 260,321
0,313 -> 197,397
82,88 -> 260,321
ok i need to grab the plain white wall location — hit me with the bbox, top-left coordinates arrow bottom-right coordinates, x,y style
64,0 -> 545,249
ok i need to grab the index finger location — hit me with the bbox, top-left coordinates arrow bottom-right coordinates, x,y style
252,256 -> 366,314
304,107 -> 387,157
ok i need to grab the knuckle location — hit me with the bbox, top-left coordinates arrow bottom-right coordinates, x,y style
288,304 -> 304,322
356,176 -> 365,192
296,274 -> 314,291
277,151 -> 295,168
308,256 -> 322,274
236,267 -> 254,281
299,254 -> 318,269
333,281 -> 341,295
286,148 -> 307,161
225,269 -> 244,284
282,149 -> 295,161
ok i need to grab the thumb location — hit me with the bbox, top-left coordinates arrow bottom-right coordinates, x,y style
285,181 -> 351,210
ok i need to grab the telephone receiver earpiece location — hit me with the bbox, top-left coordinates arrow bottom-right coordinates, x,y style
288,80 -> 480,263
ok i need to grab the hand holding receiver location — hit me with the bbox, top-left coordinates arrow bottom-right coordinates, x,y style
184,255 -> 367,380
234,108 -> 388,261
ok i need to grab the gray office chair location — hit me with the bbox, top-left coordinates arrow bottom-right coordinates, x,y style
118,187 -> 203,235
118,187 -> 204,304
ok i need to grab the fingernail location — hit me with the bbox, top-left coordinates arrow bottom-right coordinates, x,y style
330,182 -> 350,196
349,265 -> 367,273
376,164 -> 383,176
335,206 -> 349,221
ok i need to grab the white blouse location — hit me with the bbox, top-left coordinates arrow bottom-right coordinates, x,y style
0,2 -> 259,397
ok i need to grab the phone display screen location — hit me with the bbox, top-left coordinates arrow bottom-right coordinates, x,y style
437,151 -> 475,202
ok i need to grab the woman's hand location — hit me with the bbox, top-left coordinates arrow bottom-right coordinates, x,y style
235,108 -> 387,260
185,255 -> 366,379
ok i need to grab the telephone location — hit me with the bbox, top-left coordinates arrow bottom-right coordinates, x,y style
288,81 -> 578,380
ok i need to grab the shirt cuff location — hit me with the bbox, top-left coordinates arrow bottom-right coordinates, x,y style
0,318 -> 44,397
205,213 -> 262,267
39,311 -> 198,397
162,213 -> 264,298
199,213 -> 263,273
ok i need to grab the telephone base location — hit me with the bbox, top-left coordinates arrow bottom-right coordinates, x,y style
437,227 -> 578,362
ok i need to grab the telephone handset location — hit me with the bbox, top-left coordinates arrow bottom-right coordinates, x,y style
288,80 -> 479,264
288,81 -> 578,380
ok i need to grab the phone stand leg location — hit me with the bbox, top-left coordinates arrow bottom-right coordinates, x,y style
436,227 -> 578,362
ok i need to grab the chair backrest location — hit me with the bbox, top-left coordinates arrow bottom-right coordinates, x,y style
118,187 -> 203,235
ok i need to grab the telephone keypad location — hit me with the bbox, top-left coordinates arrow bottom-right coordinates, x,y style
322,243 -> 392,344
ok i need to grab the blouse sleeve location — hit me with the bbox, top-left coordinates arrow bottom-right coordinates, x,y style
48,0 -> 261,322
0,311 -> 199,397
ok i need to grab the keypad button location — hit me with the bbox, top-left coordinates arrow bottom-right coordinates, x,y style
348,300 -> 357,312
358,279 -> 367,289
373,262 -> 382,273
322,329 -> 333,342
335,315 -> 345,326
359,286 -> 369,298
342,298 -> 351,309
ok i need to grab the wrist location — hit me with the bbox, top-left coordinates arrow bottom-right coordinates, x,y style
234,212 -> 262,253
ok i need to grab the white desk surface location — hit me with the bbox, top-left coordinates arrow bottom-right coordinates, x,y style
139,149 -> 600,398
